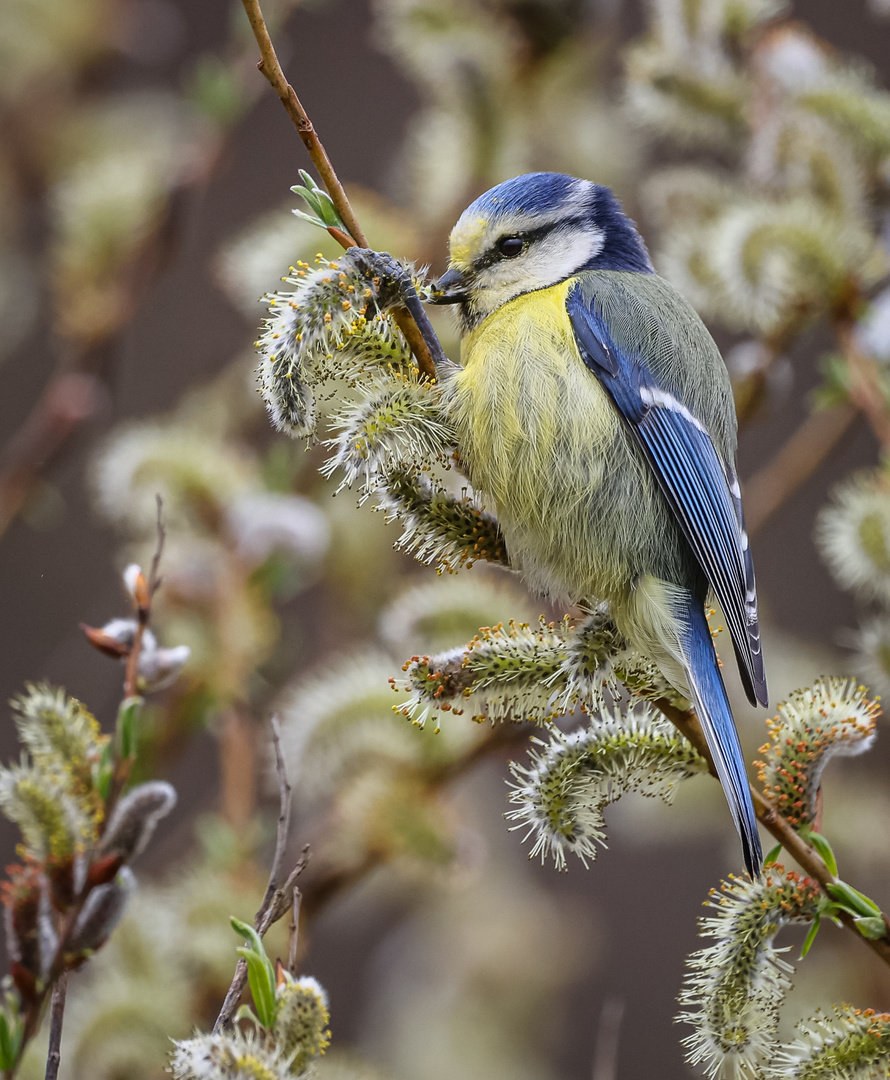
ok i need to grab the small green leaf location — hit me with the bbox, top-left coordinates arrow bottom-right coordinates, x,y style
236,947 -> 277,1027
293,208 -> 330,232
826,880 -> 883,919
854,916 -> 888,940
0,1003 -> 23,1071
235,1002 -> 260,1026
290,184 -> 319,211
800,915 -> 821,959
0,1013 -> 12,1070
94,741 -> 114,801
318,195 -> 341,228
807,831 -> 839,877
230,916 -> 264,956
231,917 -> 278,1028
117,697 -> 143,760
763,843 -> 782,867
291,172 -> 346,232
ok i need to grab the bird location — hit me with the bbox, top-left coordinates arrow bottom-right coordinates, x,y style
428,172 -> 767,876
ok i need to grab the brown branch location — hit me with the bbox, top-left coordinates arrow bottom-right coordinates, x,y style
654,699 -> 890,969
214,717 -> 309,1031
146,494 -> 166,594
238,0 -> 437,381
239,0 -> 366,247
43,974 -> 68,1080
287,888 -> 302,976
123,498 -> 166,699
743,402 -> 858,538
260,717 -> 293,918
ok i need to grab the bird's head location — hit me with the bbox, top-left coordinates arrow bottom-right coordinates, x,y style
432,172 -> 653,329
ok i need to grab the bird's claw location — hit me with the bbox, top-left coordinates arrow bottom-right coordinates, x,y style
344,248 -> 415,310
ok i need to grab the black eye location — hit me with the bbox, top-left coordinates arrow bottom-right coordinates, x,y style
497,236 -> 525,257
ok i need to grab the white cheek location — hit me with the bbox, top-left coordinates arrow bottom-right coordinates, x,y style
474,227 -> 604,317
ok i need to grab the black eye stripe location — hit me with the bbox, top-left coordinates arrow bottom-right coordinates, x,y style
472,217 -> 590,272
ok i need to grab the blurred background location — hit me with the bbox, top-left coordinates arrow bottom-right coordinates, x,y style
2,0 -> 890,1076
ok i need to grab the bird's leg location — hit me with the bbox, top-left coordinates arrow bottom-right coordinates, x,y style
345,248 -> 460,381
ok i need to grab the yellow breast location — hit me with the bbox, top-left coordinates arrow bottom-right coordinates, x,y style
446,280 -> 617,506
440,280 -> 628,602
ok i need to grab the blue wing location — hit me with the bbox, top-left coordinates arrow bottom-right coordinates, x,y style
566,283 -> 767,708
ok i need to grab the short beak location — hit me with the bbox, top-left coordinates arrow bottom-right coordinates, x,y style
430,266 -> 469,305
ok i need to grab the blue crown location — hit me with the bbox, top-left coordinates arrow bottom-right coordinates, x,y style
465,172 -> 654,274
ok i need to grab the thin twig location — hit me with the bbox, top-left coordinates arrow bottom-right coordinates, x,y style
238,0 -> 437,381
214,718 -> 309,1031
654,699 -> 890,969
122,498 -> 166,699
239,0 -> 365,246
43,974 -> 68,1080
147,494 -> 166,594
259,717 -> 293,918
287,888 -> 302,976
12,515 -> 171,1075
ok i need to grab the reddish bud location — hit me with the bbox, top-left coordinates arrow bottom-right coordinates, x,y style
45,856 -> 76,911
80,624 -> 130,659
87,853 -> 126,887
10,961 -> 37,1004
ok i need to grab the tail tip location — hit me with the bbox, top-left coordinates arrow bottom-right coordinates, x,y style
741,825 -> 763,879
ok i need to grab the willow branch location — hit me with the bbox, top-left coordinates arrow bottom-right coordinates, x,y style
238,0 -> 437,381
123,497 -> 165,699
43,975 -> 68,1080
214,717 -> 309,1031
654,699 -> 890,969
287,888 -> 302,976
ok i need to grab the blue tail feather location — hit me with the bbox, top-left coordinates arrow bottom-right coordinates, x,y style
676,596 -> 762,877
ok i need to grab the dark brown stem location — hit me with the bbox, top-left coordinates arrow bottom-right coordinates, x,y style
122,498 -> 165,700
260,717 -> 292,915
43,975 -> 68,1080
240,0 -> 366,246
237,0 -> 437,381
287,888 -> 302,976
147,494 -> 166,595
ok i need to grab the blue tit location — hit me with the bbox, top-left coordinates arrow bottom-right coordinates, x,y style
429,172 -> 767,876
